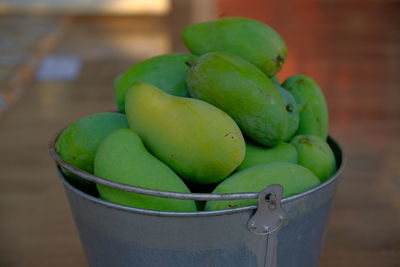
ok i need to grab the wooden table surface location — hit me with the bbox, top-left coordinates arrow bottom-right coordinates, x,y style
0,0 -> 399,266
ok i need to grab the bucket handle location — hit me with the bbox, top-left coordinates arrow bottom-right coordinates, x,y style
248,185 -> 285,267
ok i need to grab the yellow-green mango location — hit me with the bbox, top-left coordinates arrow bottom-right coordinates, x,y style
275,84 -> 301,141
55,112 -> 129,192
94,129 -> 197,212
114,53 -> 197,112
282,75 -> 329,140
290,135 -> 337,182
205,162 -> 320,211
183,17 -> 287,77
237,141 -> 298,171
125,82 -> 246,184
187,52 -> 288,147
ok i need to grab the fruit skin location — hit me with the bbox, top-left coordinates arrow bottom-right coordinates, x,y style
114,53 -> 197,112
205,162 -> 320,211
125,82 -> 246,184
183,17 -> 287,77
187,52 -> 288,147
94,129 -> 197,212
237,141 -> 298,171
282,75 -> 329,140
271,76 -> 280,84
55,112 -> 129,173
55,112 -> 129,193
290,135 -> 337,182
276,84 -> 301,141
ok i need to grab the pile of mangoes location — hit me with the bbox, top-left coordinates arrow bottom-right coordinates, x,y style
55,17 -> 337,212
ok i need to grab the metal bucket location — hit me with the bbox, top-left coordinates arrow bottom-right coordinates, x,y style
49,135 -> 345,267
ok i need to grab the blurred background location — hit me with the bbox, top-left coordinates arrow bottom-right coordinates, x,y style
0,0 -> 399,266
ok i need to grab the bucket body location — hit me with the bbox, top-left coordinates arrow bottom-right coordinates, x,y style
54,138 -> 344,267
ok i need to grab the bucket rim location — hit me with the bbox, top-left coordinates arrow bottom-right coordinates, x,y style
50,130 -> 345,216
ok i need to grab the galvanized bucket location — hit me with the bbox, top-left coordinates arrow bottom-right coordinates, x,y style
49,134 -> 345,267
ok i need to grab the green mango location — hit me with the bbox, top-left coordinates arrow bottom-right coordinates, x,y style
125,82 -> 246,184
55,112 -> 129,192
205,162 -> 320,211
183,17 -> 287,77
275,84 -> 301,141
114,53 -> 197,112
187,52 -> 288,147
282,75 -> 329,140
94,129 -> 197,212
290,135 -> 337,182
271,76 -> 280,85
237,141 -> 298,171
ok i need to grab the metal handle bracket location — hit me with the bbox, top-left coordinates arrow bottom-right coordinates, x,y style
248,184 -> 285,235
